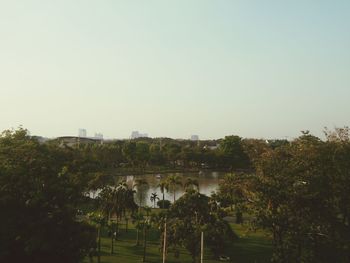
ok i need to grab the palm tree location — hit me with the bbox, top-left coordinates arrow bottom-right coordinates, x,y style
99,185 -> 119,254
132,212 -> 144,246
138,206 -> 152,262
116,180 -> 128,190
150,192 -> 159,208
158,179 -> 168,209
116,181 -> 138,233
142,218 -> 152,262
114,181 -> 128,240
133,179 -> 149,247
133,178 -> 149,209
88,212 -> 105,263
108,221 -> 117,254
166,175 -> 183,203
184,178 -> 199,192
99,181 -> 138,254
98,186 -> 115,221
143,206 -> 152,217
124,187 -> 138,214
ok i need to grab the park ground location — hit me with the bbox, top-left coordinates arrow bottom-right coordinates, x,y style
84,218 -> 272,263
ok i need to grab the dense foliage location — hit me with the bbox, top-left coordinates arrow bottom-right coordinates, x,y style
51,135 -> 260,172
251,131 -> 350,262
216,129 -> 350,263
158,190 -> 230,263
0,129 -> 96,263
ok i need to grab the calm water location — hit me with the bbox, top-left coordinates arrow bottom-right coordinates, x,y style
123,171 -> 226,207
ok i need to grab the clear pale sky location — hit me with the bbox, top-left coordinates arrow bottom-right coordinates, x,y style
1,1 -> 349,139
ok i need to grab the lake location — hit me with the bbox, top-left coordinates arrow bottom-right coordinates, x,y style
122,171 -> 226,207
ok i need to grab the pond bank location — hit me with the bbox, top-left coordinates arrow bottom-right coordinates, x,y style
105,167 -> 231,177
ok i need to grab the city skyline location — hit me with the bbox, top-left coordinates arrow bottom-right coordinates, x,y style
1,1 -> 349,140
27,128 -> 306,141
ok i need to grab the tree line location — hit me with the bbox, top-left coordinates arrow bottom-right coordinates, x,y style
50,134 -> 289,173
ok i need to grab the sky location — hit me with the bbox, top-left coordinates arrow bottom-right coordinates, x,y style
1,0 -> 349,139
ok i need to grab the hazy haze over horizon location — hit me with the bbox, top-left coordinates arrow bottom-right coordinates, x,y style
1,1 -> 349,139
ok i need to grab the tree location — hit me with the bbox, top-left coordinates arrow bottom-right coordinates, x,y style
166,175 -> 183,203
150,192 -> 159,208
184,178 -> 199,192
87,212 -> 105,263
164,143 -> 181,167
133,179 -> 149,246
249,130 -> 350,263
215,173 -> 248,223
158,179 -> 169,209
107,221 -> 117,254
157,199 -> 171,209
149,143 -> 165,165
0,128 -> 96,263
97,186 -> 117,255
241,138 -> 271,166
135,142 -> 150,170
92,143 -> 123,169
132,212 -> 144,246
133,178 -> 149,209
220,135 -> 250,170
142,217 -> 152,262
98,180 -> 137,254
88,172 -> 111,198
122,141 -> 137,167
98,186 -> 115,220
163,190 -> 229,263
132,208 -> 152,262
179,147 -> 197,168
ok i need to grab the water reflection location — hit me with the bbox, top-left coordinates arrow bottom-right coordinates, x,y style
123,171 -> 225,207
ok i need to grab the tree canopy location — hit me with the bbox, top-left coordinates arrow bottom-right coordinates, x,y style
0,129 -> 95,263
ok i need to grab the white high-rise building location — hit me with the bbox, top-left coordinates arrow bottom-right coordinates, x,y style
190,135 -> 199,141
131,131 -> 148,139
78,128 -> 87,138
131,131 -> 140,139
94,133 -> 103,140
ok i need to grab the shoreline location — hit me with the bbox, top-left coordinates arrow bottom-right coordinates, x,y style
104,167 -> 248,177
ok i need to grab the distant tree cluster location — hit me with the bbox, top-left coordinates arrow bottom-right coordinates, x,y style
49,134 -> 290,175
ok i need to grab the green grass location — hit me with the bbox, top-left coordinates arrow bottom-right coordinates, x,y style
84,220 -> 272,263
227,224 -> 273,263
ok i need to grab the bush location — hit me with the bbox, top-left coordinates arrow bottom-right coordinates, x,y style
157,199 -> 171,209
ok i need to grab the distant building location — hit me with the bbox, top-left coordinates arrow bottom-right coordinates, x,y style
57,136 -> 103,147
131,131 -> 148,139
131,131 -> 139,139
78,128 -> 87,138
94,133 -> 103,140
31,136 -> 49,144
203,145 -> 219,150
190,135 -> 199,141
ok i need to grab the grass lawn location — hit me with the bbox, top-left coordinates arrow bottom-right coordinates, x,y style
227,224 -> 273,263
83,219 -> 272,263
